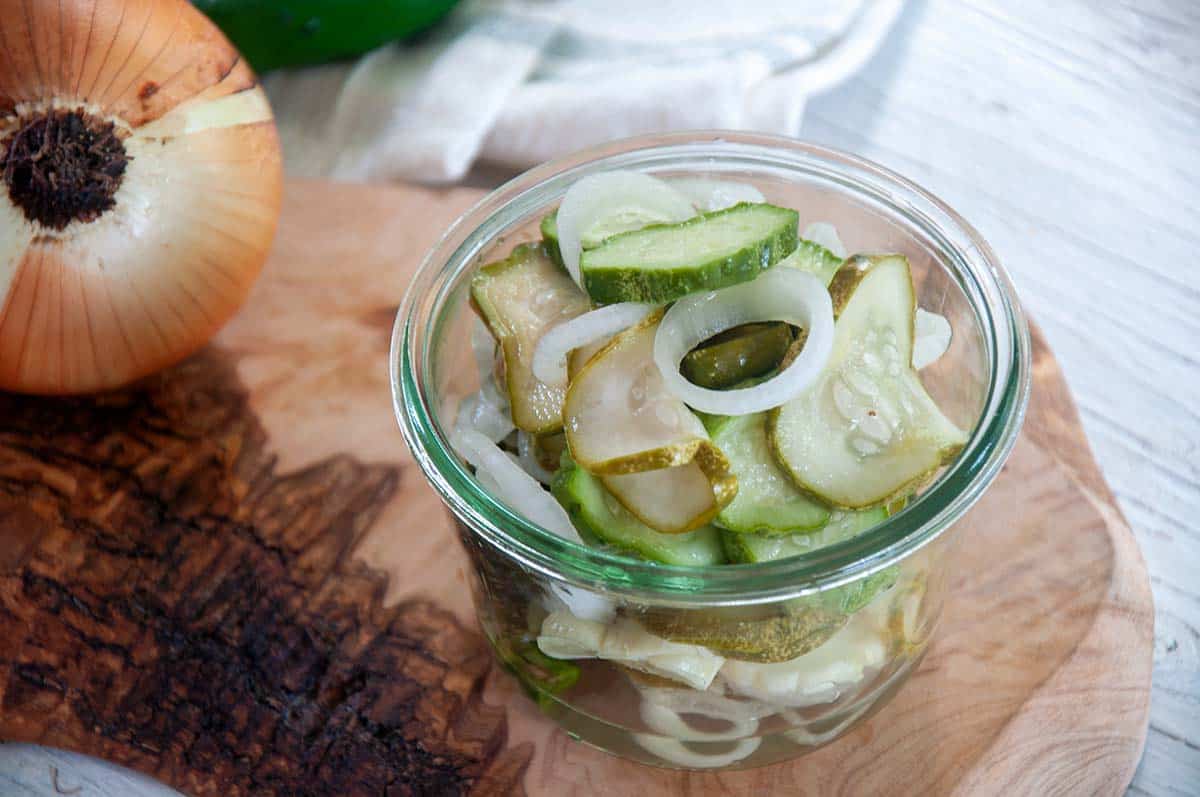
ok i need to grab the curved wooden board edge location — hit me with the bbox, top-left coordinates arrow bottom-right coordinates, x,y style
953,324 -> 1154,795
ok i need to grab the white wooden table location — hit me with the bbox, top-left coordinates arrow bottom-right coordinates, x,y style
3,0 -> 1196,793
799,2 -> 1199,794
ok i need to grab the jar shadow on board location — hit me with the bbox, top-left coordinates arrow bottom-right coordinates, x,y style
392,132 -> 1030,771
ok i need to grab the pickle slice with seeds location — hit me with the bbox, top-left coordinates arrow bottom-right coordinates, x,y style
708,412 -> 830,535
552,456 -> 726,565
769,255 -> 968,508
470,243 -> 591,434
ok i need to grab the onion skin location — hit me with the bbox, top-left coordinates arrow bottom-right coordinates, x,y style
0,0 -> 282,394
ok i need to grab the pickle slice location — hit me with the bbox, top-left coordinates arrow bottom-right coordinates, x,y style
780,237 -> 843,286
541,213 -> 565,268
603,462 -> 735,534
639,567 -> 896,663
638,604 -> 847,664
563,312 -> 737,532
709,412 -> 830,535
537,612 -> 724,691
720,507 -> 886,563
680,322 -> 795,390
567,335 -> 609,381
552,456 -> 726,566
769,255 -> 968,508
580,202 -> 799,304
470,243 -> 591,434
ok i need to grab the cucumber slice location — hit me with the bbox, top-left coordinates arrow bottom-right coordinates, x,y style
638,603 -> 847,664
602,462 -> 732,534
781,238 -> 843,286
802,221 -> 847,259
769,255 -> 968,508
639,560 -> 896,663
709,413 -> 830,535
720,507 -> 887,563
680,322 -> 794,390
580,202 -> 799,304
552,457 -> 726,566
564,311 -> 722,474
470,243 -> 591,434
557,172 -> 697,286
541,213 -> 564,268
542,195 -> 696,273
563,312 -> 737,532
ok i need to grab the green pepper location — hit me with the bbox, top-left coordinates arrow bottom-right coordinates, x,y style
192,0 -> 461,72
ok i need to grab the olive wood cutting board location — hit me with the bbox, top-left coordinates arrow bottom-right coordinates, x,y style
0,179 -> 1154,796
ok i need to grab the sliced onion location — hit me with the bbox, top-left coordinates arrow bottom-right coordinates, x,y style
640,700 -> 759,742
546,584 -> 616,624
454,429 -> 615,623
517,431 -> 556,485
455,363 -> 514,445
639,687 -> 775,722
719,616 -> 888,708
471,316 -> 498,383
532,302 -> 657,386
669,178 -> 766,211
913,308 -> 952,369
803,221 -> 847,259
654,267 -> 835,415
538,613 -> 723,690
556,171 -> 695,286
451,428 -> 578,541
632,735 -> 761,768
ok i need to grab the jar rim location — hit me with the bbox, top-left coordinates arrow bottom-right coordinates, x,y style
391,131 -> 1031,606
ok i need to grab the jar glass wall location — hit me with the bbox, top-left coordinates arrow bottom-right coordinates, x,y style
392,133 -> 1030,770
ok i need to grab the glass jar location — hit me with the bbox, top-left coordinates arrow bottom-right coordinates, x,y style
391,132 -> 1030,770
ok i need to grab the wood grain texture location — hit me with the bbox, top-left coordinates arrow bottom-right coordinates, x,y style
799,1 -> 1199,792
0,179 -> 1154,795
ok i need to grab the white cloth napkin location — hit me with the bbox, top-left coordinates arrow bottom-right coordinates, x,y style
264,0 -> 904,183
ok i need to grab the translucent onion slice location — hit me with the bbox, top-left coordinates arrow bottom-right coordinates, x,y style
638,685 -> 775,723
654,267 -> 835,415
471,316 -> 499,382
556,171 -> 695,286
803,221 -> 847,259
912,308 -> 952,369
639,699 -> 759,742
455,388 -> 514,443
451,428 -> 578,541
454,428 -> 614,623
632,735 -> 761,768
669,177 -> 766,211
532,302 -> 657,386
517,431 -> 556,485
471,243 -> 591,433
537,612 -> 724,691
719,609 -> 888,707
545,584 -> 616,624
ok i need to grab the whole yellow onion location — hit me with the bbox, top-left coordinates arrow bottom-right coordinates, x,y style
0,0 -> 282,394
